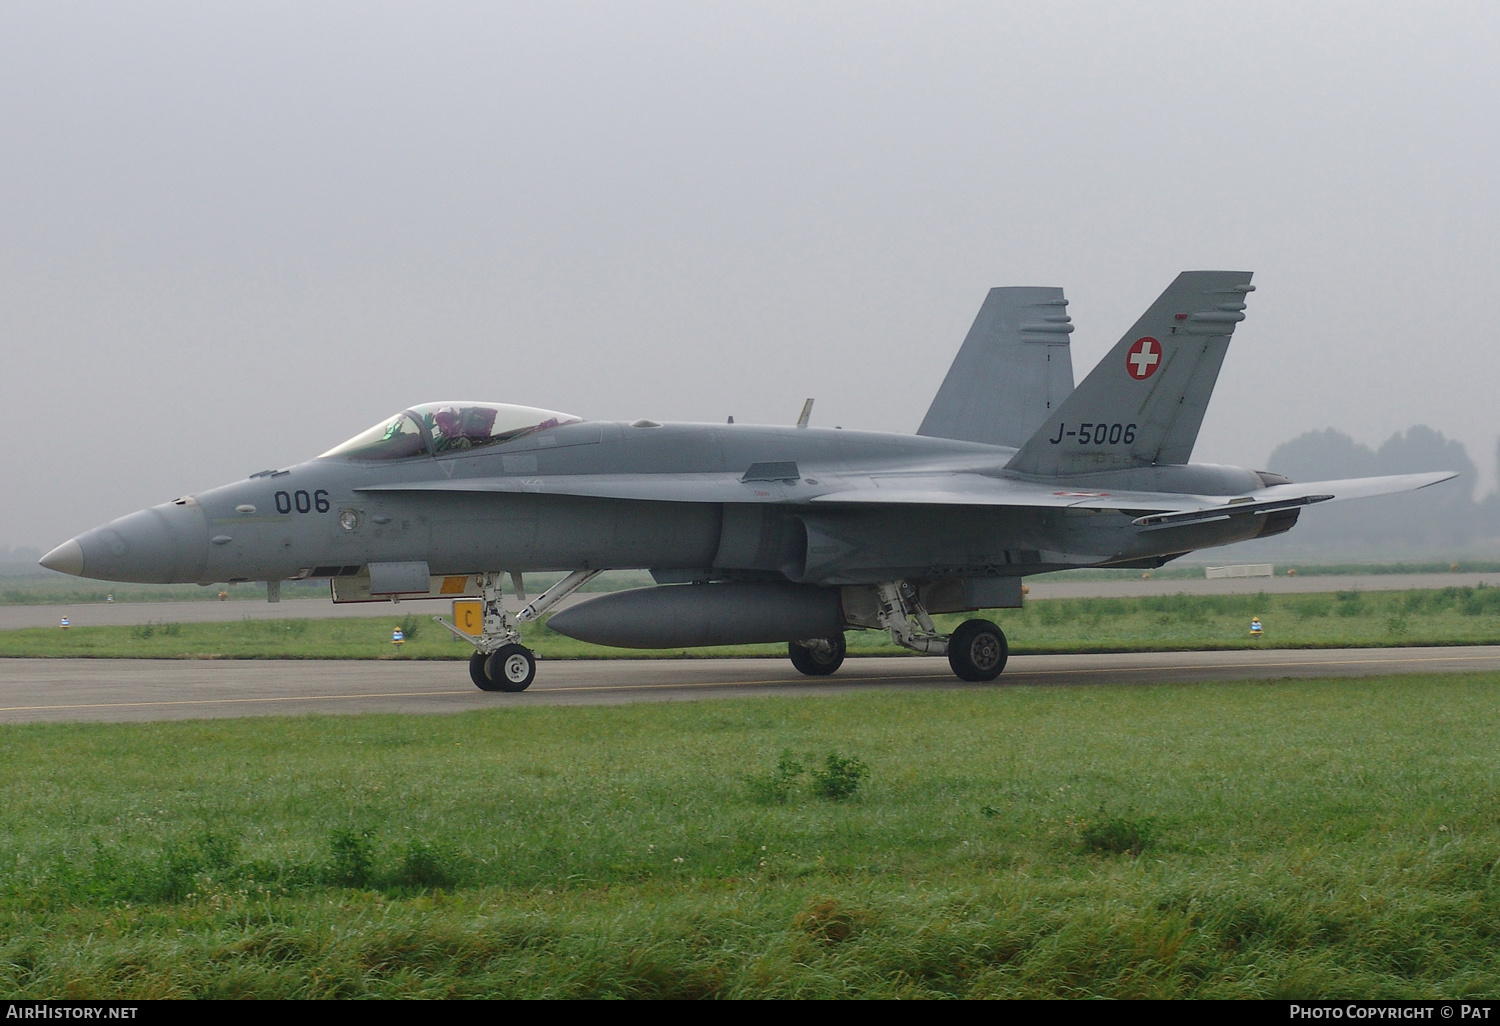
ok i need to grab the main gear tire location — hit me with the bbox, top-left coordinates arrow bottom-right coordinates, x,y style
947,619 -> 1008,682
788,634 -> 847,676
484,644 -> 537,692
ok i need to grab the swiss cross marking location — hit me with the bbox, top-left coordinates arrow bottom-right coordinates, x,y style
1126,336 -> 1161,380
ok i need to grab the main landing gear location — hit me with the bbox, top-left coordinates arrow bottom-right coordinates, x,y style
440,569 -> 601,692
788,634 -> 846,675
786,580 -> 1009,682
946,618 -> 1008,682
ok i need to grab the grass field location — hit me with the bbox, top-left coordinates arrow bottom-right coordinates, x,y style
2,586 -> 1498,661
2,672 -> 1499,998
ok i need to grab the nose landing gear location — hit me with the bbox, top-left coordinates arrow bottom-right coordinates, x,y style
468,646 -> 538,692
482,644 -> 537,691
440,569 -> 601,692
468,651 -> 491,689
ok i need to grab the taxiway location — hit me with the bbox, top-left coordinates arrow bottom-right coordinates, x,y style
1,646 -> 1495,724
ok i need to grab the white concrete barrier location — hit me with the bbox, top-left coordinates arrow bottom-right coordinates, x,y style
1205,564 -> 1274,579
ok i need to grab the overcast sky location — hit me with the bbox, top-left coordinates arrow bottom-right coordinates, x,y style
3,1 -> 1498,551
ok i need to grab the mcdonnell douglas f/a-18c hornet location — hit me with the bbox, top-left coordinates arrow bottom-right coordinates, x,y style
41,272 -> 1455,691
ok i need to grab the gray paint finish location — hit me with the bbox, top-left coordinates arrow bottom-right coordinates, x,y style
919,286 -> 1075,448
38,272 -> 1456,678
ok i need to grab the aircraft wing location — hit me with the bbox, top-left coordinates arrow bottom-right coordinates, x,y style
355,471 -> 1165,507
806,474 -> 1194,509
357,469 -> 1456,515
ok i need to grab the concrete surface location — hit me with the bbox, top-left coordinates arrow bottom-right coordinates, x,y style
1,646 -> 1495,723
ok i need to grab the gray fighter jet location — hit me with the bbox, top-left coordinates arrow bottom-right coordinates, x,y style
40,271 -> 1455,691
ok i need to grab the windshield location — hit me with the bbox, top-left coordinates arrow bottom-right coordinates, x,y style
320,402 -> 583,460
319,412 -> 427,460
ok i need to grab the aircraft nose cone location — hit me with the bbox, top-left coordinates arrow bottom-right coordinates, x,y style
39,539 -> 85,576
65,500 -> 210,583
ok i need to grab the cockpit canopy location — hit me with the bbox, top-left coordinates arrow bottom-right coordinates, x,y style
319,402 -> 584,461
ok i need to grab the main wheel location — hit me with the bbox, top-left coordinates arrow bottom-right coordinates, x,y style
469,651 -> 499,691
483,644 -> 537,692
947,619 -> 1008,682
789,634 -> 846,676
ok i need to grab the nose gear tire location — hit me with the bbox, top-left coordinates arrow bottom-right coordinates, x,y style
480,644 -> 537,692
788,634 -> 847,676
947,619 -> 1007,681
469,651 -> 495,690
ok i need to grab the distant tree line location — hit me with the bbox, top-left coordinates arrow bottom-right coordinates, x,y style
1257,426 -> 1500,556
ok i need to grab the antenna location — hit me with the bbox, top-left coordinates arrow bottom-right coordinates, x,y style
796,398 -> 814,428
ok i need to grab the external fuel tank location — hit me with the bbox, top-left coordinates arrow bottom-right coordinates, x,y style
546,582 -> 845,648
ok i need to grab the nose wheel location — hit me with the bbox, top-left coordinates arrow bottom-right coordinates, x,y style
444,570 -> 602,693
481,644 -> 536,692
469,644 -> 537,692
469,651 -> 492,689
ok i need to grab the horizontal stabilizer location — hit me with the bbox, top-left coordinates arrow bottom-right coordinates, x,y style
1134,474 -> 1452,534
1132,472 -> 1457,529
1132,495 -> 1334,530
1249,471 -> 1456,506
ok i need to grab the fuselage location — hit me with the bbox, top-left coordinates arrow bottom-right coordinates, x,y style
44,417 -> 1285,588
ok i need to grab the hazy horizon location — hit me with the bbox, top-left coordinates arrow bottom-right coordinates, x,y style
5,2 -> 1498,552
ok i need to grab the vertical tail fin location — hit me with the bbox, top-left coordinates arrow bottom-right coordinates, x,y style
1005,271 -> 1254,476
917,287 -> 1075,448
